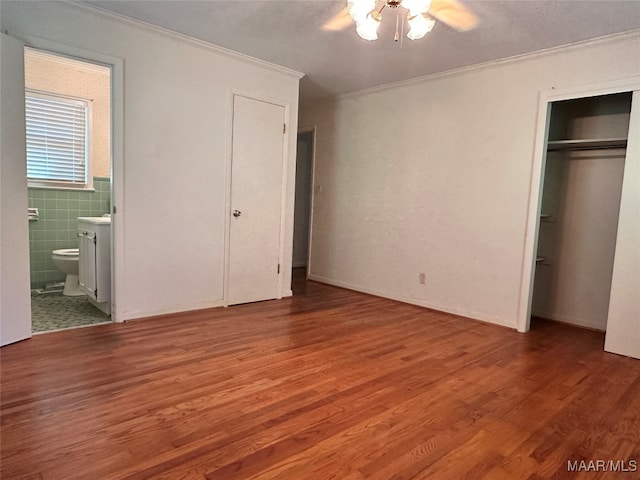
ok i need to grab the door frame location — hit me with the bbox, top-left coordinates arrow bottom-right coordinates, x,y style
14,32 -> 124,323
517,76 -> 640,334
296,126 -> 317,278
223,90 -> 291,306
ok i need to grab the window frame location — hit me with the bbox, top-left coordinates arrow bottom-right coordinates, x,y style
25,89 -> 93,190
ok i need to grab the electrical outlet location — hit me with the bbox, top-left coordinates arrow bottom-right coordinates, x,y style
419,273 -> 426,285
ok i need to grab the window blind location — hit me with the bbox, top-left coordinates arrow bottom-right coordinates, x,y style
26,93 -> 88,185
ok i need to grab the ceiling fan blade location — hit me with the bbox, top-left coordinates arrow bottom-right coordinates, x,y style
429,0 -> 478,31
322,6 -> 353,32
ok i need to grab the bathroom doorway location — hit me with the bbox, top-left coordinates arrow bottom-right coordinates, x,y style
24,48 -> 113,333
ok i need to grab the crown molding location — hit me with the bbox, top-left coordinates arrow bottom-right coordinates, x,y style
338,29 -> 640,101
68,1 -> 305,80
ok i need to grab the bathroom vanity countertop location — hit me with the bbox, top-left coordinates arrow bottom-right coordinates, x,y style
77,216 -> 111,225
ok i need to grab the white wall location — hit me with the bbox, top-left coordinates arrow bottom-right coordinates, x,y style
300,33 -> 640,328
2,1 -> 301,320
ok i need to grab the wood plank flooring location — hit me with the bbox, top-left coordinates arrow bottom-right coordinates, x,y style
2,276 -> 639,479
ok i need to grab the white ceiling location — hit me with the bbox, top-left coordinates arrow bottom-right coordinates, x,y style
83,1 -> 640,105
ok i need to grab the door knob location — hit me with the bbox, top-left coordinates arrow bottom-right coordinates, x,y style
232,210 -> 242,218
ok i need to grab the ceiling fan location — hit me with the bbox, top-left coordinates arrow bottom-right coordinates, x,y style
323,0 -> 478,41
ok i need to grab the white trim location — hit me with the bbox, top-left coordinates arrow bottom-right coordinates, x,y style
19,34 -> 125,324
68,1 -> 304,81
534,77 -> 640,103
223,91 -> 234,308
516,92 -> 550,334
308,274 -> 517,330
337,30 -> 640,102
120,299 -> 225,322
296,125 -> 317,278
110,52 -> 125,325
28,185 -> 95,192
279,101 -> 292,299
224,90 -> 291,305
517,76 -> 640,333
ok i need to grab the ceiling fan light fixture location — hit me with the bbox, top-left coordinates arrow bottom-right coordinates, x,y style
407,12 -> 435,40
356,11 -> 382,41
348,0 -> 377,23
401,0 -> 432,16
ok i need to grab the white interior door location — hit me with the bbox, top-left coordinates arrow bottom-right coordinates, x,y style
0,33 -> 32,346
228,95 -> 285,305
605,90 -> 640,359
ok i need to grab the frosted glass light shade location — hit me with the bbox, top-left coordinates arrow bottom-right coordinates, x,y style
407,12 -> 435,40
401,0 -> 432,16
348,0 -> 377,23
356,11 -> 382,41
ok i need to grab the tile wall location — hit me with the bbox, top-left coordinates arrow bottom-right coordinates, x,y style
28,177 -> 111,289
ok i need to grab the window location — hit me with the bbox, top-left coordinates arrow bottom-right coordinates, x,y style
26,91 -> 90,189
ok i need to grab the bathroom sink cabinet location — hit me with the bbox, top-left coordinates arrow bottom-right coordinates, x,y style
78,217 -> 111,315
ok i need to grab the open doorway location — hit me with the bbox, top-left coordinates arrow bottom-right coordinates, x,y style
292,128 -> 315,294
24,48 -> 113,333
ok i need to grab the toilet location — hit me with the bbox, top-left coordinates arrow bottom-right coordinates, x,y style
51,248 -> 84,296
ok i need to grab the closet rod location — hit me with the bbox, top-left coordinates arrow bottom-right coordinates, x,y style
547,138 -> 627,152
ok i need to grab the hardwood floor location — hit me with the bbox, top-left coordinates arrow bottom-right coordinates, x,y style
2,279 -> 639,479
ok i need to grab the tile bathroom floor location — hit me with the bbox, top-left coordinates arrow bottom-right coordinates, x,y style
31,292 -> 110,333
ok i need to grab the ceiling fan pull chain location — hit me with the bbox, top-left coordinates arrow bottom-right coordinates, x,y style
394,11 -> 400,42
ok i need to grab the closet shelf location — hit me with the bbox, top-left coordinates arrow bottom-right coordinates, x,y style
547,138 -> 627,152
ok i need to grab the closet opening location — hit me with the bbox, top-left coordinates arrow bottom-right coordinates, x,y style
291,128 -> 315,295
529,92 -> 633,335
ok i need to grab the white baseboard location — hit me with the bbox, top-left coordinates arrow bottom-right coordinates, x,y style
307,273 -> 517,330
121,298 -> 225,322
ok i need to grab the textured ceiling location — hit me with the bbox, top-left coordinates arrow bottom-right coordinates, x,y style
83,1 -> 640,105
